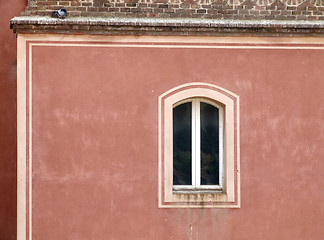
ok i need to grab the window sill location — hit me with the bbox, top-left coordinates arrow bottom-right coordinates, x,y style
173,189 -> 224,195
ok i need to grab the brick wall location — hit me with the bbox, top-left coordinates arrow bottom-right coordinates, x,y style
22,0 -> 324,20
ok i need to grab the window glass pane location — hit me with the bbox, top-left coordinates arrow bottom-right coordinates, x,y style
200,102 -> 219,185
173,102 -> 192,185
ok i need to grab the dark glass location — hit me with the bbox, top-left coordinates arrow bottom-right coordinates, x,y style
200,102 -> 219,185
173,102 -> 192,185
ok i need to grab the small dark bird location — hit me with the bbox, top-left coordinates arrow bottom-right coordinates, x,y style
52,8 -> 67,19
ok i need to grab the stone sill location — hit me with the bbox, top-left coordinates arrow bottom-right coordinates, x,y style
10,16 -> 324,36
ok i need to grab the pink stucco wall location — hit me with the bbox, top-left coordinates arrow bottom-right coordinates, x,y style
0,1 -> 26,239
23,40 -> 324,239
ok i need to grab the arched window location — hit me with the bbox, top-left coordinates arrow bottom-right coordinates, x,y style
173,98 -> 224,192
159,83 -> 240,208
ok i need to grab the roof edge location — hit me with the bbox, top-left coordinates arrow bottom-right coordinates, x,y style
10,16 -> 324,36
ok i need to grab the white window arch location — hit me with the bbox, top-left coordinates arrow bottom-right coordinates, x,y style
159,83 -> 240,208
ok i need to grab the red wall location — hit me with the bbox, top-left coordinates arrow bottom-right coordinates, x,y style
25,41 -> 324,240
0,1 -> 26,240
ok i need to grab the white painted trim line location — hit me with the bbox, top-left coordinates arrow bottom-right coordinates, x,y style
30,42 -> 324,50
28,42 -> 33,240
17,35 -> 27,240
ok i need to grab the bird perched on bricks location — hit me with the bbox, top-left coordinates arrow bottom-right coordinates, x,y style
52,8 -> 67,19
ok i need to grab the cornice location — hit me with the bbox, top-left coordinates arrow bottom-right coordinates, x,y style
10,16 -> 324,36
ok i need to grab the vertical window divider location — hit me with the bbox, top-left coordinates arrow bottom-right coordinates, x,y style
195,100 -> 201,188
191,100 -> 196,188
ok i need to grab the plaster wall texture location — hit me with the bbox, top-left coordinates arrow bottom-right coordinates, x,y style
0,1 -> 27,240
22,38 -> 324,240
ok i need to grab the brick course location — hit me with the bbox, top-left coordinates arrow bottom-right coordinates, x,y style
21,0 -> 324,20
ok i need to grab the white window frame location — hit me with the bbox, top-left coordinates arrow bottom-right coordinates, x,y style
158,82 -> 240,208
172,98 -> 224,192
